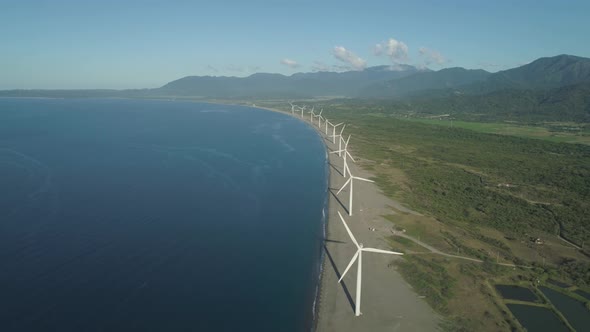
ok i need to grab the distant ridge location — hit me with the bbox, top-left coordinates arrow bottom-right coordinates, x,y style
1,54 -> 590,122
2,55 -> 588,100
158,65 -> 426,98
405,81 -> 590,122
463,54 -> 590,94
360,67 -> 491,98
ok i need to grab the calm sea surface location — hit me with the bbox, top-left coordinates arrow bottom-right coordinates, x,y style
0,98 -> 327,331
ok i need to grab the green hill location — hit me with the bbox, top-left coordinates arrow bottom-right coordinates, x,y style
158,65 -> 425,98
465,54 -> 590,94
406,82 -> 590,122
360,67 -> 491,98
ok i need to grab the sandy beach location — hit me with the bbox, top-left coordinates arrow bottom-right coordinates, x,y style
258,105 -> 440,331
313,129 -> 439,331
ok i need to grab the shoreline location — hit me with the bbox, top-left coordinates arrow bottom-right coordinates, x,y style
248,105 -> 330,330
254,104 -> 439,331
25,97 -> 437,330
24,97 -> 437,330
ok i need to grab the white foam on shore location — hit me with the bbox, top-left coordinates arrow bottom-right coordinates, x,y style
310,136 -> 331,331
247,105 -> 329,331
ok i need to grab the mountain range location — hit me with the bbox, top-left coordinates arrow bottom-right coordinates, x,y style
2,54 -> 590,122
156,54 -> 590,100
158,64 -> 427,98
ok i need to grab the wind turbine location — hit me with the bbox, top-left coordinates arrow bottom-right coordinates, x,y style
337,211 -> 404,316
330,122 -> 346,147
298,105 -> 306,118
315,109 -> 324,128
337,162 -> 373,216
330,124 -> 346,156
289,102 -> 296,115
308,106 -> 315,122
330,134 -> 354,177
324,119 -> 330,136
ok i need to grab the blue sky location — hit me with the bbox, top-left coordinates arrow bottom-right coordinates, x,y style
1,0 -> 589,89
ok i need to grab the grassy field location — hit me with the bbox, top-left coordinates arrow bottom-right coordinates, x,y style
328,115 -> 590,244
252,98 -> 590,331
404,118 -> 590,145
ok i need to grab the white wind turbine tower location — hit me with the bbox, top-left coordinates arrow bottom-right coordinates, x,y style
289,102 -> 296,115
337,211 -> 403,316
331,134 -> 354,177
337,161 -> 373,216
324,119 -> 331,136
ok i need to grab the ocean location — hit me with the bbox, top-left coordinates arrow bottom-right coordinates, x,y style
0,98 -> 327,331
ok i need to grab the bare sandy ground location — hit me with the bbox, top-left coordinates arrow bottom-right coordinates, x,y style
314,135 -> 440,331
256,105 -> 439,331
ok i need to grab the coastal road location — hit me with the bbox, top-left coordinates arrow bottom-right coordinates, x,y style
391,230 -> 531,268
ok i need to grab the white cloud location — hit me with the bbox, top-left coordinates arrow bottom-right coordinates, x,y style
419,47 -> 447,66
374,38 -> 409,63
280,58 -> 300,69
332,46 -> 367,70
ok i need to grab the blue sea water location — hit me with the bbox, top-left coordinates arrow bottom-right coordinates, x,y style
0,98 -> 328,331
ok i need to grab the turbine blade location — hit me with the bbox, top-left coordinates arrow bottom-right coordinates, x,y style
339,124 -> 346,134
352,176 -> 374,183
338,211 -> 359,248
343,157 -> 348,177
344,162 -> 351,177
338,250 -> 360,283
337,177 -> 351,195
347,151 -> 356,163
362,247 -> 404,255
330,150 -> 344,154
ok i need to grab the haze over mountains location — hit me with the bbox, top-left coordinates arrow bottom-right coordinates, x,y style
158,64 -> 428,98
157,54 -> 590,99
2,54 -> 590,122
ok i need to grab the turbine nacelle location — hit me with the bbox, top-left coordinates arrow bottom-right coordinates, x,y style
329,123 -> 346,146
297,105 -> 306,118
336,162 -> 374,216
313,108 -> 324,127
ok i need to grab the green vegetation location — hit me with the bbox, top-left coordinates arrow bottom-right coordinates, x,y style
553,259 -> 590,287
396,256 -> 455,313
324,111 -> 590,246
404,82 -> 590,123
403,118 -> 590,145
255,97 -> 589,331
